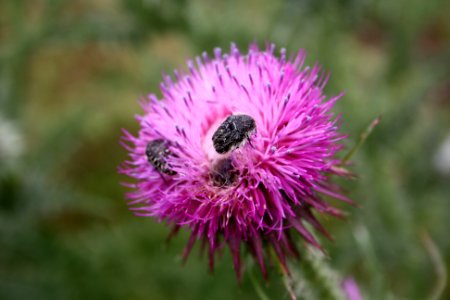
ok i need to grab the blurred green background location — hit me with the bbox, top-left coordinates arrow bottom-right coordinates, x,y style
1,0 -> 449,299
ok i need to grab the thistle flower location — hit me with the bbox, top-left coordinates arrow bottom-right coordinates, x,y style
120,43 -> 351,280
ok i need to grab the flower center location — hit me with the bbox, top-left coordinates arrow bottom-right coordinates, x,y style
210,157 -> 237,187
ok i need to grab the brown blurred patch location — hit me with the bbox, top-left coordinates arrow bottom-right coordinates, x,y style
39,208 -> 109,234
355,20 -> 386,49
28,43 -> 123,109
149,33 -> 193,68
416,17 -> 449,56
428,80 -> 450,108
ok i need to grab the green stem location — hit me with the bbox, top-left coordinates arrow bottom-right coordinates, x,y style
340,116 -> 381,166
249,268 -> 270,300
303,248 -> 346,300
420,231 -> 447,300
282,272 -> 297,300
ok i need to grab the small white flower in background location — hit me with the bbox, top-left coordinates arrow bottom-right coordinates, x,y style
0,115 -> 24,165
434,134 -> 450,175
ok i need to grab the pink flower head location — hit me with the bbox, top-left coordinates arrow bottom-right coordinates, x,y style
120,43 -> 351,280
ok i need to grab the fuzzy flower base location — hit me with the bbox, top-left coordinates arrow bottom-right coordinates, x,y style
120,43 -> 351,280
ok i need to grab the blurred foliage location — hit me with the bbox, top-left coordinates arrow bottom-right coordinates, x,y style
1,0 -> 449,299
